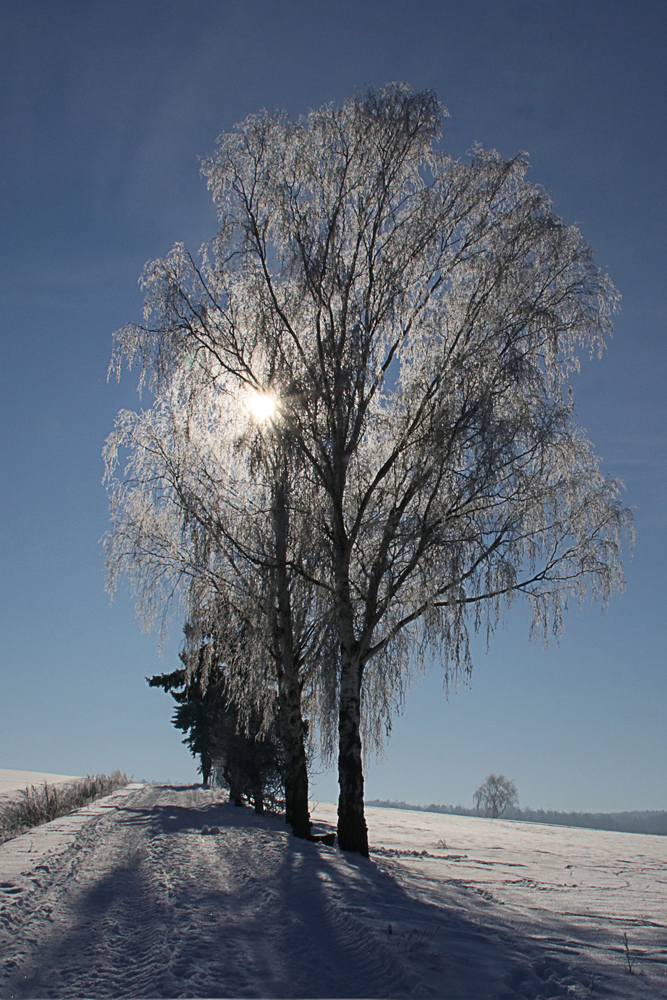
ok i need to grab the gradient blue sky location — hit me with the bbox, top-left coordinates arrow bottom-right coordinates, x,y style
1,0 -> 665,812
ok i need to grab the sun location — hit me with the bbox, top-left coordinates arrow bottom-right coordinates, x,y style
247,391 -> 277,423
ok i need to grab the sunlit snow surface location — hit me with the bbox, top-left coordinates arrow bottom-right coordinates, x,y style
0,785 -> 664,998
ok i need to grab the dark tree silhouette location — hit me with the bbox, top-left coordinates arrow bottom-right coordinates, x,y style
474,774 -> 519,818
148,647 -> 283,813
148,665 -> 216,785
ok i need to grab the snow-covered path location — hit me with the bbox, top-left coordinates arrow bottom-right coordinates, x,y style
0,785 -> 664,998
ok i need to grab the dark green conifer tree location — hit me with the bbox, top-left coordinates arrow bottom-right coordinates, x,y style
148,647 -> 284,812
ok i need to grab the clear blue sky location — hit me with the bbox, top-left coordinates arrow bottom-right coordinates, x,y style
1,0 -> 665,812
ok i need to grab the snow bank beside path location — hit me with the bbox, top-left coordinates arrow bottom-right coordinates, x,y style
0,783 -> 145,880
0,785 -> 664,998
0,769 -> 82,801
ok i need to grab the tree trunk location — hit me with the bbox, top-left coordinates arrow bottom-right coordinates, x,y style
332,502 -> 369,856
225,768 -> 244,806
200,749 -> 213,786
276,666 -> 311,838
277,681 -> 295,828
336,653 -> 369,856
273,465 -> 312,841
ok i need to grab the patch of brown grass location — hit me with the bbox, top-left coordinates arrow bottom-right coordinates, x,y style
0,771 -> 130,845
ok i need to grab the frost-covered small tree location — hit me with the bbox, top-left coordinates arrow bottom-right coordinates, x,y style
474,774 -> 519,818
108,83 -> 632,856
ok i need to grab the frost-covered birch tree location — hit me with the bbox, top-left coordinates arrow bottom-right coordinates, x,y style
107,84 -> 631,856
104,381 -> 333,839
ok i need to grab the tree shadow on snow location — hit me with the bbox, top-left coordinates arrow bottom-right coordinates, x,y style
1,787 -> 606,999
114,788 -> 290,838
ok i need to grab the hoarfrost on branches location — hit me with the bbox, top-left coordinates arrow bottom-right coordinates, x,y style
105,83 -> 632,854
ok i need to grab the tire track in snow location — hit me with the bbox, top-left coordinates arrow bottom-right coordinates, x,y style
0,785 -> 176,997
0,786 -> 436,998
3,785 -> 663,998
145,802 -> 426,997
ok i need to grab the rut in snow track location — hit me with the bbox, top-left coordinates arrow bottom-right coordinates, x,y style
0,785 -> 443,998
3,784 -> 654,999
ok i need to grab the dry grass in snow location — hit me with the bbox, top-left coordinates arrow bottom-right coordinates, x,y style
0,771 -> 129,845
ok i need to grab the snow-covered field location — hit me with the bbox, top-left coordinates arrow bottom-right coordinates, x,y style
0,784 -> 664,998
0,769 -> 82,803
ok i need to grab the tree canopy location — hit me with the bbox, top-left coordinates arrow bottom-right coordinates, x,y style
106,83 -> 632,855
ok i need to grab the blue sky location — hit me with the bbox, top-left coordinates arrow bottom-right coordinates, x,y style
1,0 -> 665,812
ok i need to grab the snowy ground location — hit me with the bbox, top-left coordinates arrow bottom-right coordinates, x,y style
0,784 -> 664,998
0,769 -> 82,803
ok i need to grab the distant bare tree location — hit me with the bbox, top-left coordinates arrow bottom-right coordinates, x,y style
474,774 -> 519,818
